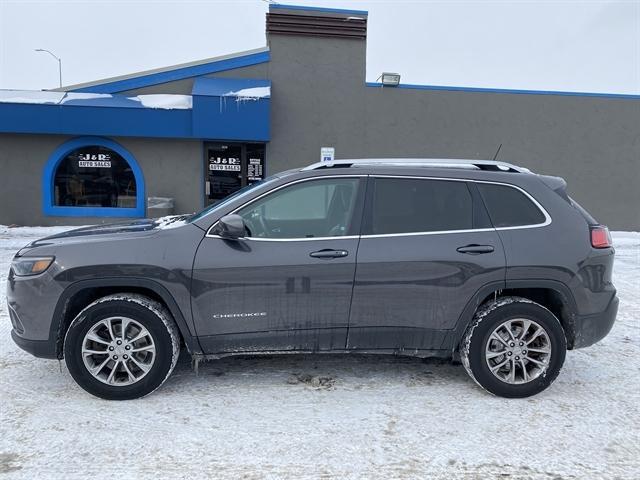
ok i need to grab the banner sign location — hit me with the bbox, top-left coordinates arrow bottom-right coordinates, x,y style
78,152 -> 111,168
209,156 -> 241,172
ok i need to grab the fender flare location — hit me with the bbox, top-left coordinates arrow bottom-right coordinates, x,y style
448,279 -> 578,351
49,277 -> 202,358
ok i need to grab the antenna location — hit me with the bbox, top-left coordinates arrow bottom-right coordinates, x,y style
492,143 -> 503,161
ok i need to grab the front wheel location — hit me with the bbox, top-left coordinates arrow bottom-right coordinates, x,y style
64,294 -> 180,400
460,296 -> 567,398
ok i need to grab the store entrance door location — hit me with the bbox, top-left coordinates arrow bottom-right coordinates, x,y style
205,143 -> 265,206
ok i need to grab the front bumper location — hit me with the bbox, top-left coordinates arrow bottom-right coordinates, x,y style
570,295 -> 619,349
11,330 -> 57,358
6,261 -> 64,357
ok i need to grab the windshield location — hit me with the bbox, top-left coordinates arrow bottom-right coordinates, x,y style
188,176 -> 279,223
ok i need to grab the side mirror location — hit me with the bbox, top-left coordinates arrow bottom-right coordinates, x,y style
214,214 -> 246,240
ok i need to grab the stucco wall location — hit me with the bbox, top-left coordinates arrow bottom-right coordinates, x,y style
262,32 -> 639,229
120,63 -> 271,96
361,88 -> 639,229
0,134 -> 203,226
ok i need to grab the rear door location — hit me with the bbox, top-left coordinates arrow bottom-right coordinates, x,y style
192,175 -> 365,354
348,175 -> 506,353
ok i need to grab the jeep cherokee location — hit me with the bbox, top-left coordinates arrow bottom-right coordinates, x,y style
7,158 -> 618,399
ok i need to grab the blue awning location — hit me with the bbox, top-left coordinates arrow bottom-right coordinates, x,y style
0,77 -> 270,141
192,77 -> 270,140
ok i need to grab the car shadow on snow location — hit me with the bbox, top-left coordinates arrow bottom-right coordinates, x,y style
164,350 -> 476,393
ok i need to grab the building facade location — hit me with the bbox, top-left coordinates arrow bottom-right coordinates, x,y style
1,4 -> 639,229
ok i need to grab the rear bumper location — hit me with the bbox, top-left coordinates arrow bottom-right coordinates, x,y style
11,330 -> 57,359
570,295 -> 619,349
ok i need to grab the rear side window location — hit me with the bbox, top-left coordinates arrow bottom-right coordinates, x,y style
366,178 -> 474,235
477,183 -> 546,228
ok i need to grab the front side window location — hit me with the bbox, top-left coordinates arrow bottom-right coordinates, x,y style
366,178 -> 474,235
477,183 -> 546,228
53,146 -> 136,208
236,178 -> 361,239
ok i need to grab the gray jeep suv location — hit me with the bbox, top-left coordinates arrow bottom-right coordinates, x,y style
7,159 -> 618,400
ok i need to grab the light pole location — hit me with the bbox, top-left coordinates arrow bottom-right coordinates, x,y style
35,48 -> 62,88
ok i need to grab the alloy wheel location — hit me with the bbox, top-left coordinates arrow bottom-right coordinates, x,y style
485,318 -> 552,385
81,316 -> 156,386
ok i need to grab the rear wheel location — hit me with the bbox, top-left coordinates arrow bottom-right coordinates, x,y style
64,294 -> 180,400
460,296 -> 567,398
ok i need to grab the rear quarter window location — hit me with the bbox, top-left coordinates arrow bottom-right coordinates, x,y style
366,178 -> 474,234
477,183 -> 546,228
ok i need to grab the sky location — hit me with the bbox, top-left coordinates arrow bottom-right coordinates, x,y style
0,0 -> 638,94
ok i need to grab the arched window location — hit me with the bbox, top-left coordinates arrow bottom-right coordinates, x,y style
43,137 -> 145,217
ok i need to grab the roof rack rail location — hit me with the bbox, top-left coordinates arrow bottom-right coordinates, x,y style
302,158 -> 531,173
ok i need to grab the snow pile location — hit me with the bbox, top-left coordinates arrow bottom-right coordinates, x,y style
152,214 -> 191,229
0,227 -> 638,479
0,89 -> 193,110
0,90 -> 65,104
134,94 -> 193,110
60,92 -> 114,103
223,86 -> 271,102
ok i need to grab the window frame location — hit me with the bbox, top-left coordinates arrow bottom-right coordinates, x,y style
363,176 -> 478,236
42,137 -> 145,218
206,174 -> 551,241
206,175 -> 366,241
361,175 -> 550,238
475,179 -> 551,231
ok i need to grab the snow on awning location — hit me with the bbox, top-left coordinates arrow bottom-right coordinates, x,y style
0,84 -> 268,141
0,90 -> 66,104
223,86 -> 271,101
0,90 -> 192,109
191,77 -> 270,140
192,77 -> 271,98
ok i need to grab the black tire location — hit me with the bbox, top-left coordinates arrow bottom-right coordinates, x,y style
64,294 -> 180,400
460,296 -> 567,398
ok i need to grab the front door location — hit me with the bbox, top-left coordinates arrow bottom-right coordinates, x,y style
205,143 -> 265,206
348,176 -> 506,352
192,176 -> 365,354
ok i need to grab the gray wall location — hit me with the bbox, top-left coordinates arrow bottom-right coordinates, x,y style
361,89 -> 639,229
261,30 -> 639,229
121,63 -> 271,96
0,134 -> 203,226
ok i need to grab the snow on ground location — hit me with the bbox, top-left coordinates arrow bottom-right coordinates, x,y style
0,226 -> 638,479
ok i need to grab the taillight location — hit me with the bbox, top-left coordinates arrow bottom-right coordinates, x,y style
590,225 -> 612,249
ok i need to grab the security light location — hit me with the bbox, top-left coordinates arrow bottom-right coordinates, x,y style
380,72 -> 401,86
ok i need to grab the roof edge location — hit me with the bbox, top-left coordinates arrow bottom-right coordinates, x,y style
270,3 -> 368,16
366,82 -> 640,99
57,47 -> 270,94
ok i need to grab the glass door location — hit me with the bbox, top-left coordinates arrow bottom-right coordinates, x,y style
205,143 -> 265,206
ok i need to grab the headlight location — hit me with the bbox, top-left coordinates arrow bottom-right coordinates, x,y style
11,256 -> 55,276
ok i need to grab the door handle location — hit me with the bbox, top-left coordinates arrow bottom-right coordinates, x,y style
456,244 -> 495,254
309,249 -> 349,259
